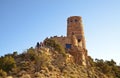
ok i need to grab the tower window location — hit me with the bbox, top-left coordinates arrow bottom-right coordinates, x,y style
70,20 -> 73,22
66,44 -> 72,49
72,32 -> 74,35
78,39 -> 81,42
75,19 -> 78,22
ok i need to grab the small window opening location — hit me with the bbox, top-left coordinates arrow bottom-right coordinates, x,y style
70,20 -> 73,22
78,39 -> 81,42
75,19 -> 78,22
72,32 -> 74,35
66,44 -> 72,49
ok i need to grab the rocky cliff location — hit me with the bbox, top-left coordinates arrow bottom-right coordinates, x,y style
1,39 -> 119,78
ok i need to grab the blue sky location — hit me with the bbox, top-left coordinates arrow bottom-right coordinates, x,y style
0,0 -> 120,64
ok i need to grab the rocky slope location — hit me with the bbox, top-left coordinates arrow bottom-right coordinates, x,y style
0,48 -> 107,78
0,39 -> 120,78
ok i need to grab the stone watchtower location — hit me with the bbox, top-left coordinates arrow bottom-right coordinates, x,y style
50,16 -> 88,66
67,16 -> 87,66
67,16 -> 86,49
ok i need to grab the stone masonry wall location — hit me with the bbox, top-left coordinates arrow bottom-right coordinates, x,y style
51,36 -> 71,48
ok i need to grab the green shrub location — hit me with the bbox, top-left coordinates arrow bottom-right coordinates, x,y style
95,59 -> 120,77
48,65 -> 54,71
44,39 -> 65,55
34,52 -> 50,72
0,56 -> 16,73
0,69 -> 7,77
27,47 -> 36,61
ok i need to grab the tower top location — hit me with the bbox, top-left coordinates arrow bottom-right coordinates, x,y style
67,16 -> 82,27
67,16 -> 82,22
67,16 -> 82,18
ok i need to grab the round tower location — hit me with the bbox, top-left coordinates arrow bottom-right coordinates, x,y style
67,16 -> 86,49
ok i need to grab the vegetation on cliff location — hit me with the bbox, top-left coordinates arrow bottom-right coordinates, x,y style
0,39 -> 120,78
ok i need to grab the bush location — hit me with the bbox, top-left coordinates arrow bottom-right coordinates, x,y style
48,65 -> 54,71
0,69 -> 7,77
95,59 -> 120,77
0,56 -> 16,73
34,52 -> 50,72
27,47 -> 36,61
44,39 -> 65,55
